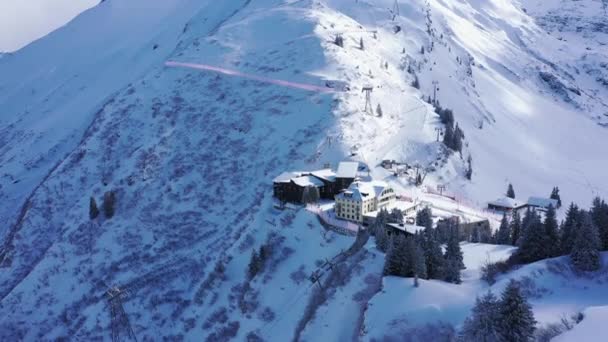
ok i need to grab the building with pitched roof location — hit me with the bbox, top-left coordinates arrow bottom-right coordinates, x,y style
334,180 -> 396,222
272,162 -> 358,204
487,197 -> 526,212
526,196 -> 558,212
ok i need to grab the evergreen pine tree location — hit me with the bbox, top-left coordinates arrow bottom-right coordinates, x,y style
388,208 -> 404,224
590,197 -> 608,251
103,191 -> 116,218
334,34 -> 344,47
444,259 -> 462,284
550,187 -> 562,208
506,183 -> 515,199
543,205 -> 560,257
376,104 -> 383,117
444,226 -> 464,283
497,280 -> 536,342
571,211 -> 602,272
248,250 -> 260,279
478,223 -> 493,244
376,225 -> 390,252
411,74 -> 420,89
372,208 -> 390,235
384,235 -> 424,278
465,155 -> 473,180
470,225 -> 480,243
510,210 -> 522,246
416,207 -> 433,230
445,227 -> 465,269
435,218 -> 454,244
460,291 -> 501,342
453,123 -> 464,152
559,203 -> 579,254
89,196 -> 100,220
518,208 -> 534,247
516,211 -> 547,264
258,245 -> 268,271
383,235 -> 400,276
412,240 -> 427,281
359,37 -> 364,50
496,213 -> 511,245
443,123 -> 454,150
423,225 -> 446,280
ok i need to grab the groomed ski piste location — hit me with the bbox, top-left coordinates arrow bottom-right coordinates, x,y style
0,0 -> 607,340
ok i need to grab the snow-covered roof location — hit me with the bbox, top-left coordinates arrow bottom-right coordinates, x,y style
386,223 -> 425,235
292,175 -> 324,188
336,180 -> 390,201
336,161 -> 359,179
311,169 -> 336,182
527,196 -> 558,209
488,197 -> 525,209
273,171 -> 300,183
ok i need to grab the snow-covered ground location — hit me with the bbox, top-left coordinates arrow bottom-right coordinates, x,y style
0,0 -> 607,340
363,245 -> 608,341
554,306 -> 608,342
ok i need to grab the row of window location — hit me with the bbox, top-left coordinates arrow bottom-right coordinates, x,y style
339,213 -> 360,221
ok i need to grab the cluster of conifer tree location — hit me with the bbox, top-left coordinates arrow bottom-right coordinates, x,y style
460,280 -> 536,342
375,207 -> 465,285
89,190 -> 116,219
247,244 -> 270,280
434,105 -> 464,153
494,196 -> 608,272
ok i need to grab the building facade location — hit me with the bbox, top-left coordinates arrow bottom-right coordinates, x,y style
335,180 -> 396,223
272,162 -> 358,204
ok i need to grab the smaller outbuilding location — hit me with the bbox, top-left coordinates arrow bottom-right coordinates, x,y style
487,197 -> 526,212
385,222 -> 424,237
526,196 -> 558,212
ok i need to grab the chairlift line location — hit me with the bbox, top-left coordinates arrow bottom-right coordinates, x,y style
165,61 -> 339,93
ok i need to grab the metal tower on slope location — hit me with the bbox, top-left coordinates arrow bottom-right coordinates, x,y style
391,0 -> 400,20
362,86 -> 373,114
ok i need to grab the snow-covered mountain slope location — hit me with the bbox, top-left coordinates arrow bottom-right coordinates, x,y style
0,0 -> 607,340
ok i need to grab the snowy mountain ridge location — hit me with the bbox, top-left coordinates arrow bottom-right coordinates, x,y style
0,0 -> 607,340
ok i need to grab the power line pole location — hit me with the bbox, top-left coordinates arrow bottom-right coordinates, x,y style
362,86 -> 373,114
392,0 -> 400,20
434,127 -> 443,141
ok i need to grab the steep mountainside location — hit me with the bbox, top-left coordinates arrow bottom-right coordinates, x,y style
0,0 -> 606,340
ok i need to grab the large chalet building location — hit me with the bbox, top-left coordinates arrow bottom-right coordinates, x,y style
334,180 -> 396,223
272,161 -> 359,204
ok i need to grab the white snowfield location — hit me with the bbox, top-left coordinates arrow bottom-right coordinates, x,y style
553,306 -> 608,342
0,0 -> 607,340
364,246 -> 608,341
